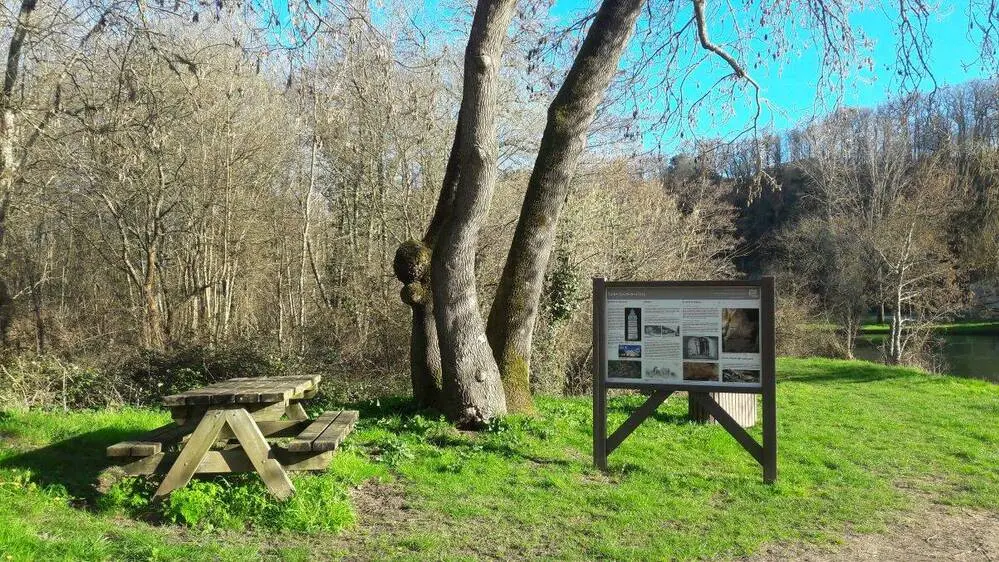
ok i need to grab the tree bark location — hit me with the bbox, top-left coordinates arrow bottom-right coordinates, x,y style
889,283 -> 903,364
0,279 -> 12,347
430,0 -> 516,427
486,0 -> 646,413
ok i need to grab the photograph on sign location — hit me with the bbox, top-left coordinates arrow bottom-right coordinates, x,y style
722,308 -> 760,353
603,285 -> 763,388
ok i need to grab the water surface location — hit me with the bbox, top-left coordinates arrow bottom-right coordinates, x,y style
854,334 -> 999,382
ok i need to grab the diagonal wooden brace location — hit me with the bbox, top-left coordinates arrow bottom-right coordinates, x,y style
225,408 -> 295,500
606,390 -> 674,455
154,409 -> 227,498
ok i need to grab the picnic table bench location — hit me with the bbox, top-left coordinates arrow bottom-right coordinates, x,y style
106,375 -> 358,500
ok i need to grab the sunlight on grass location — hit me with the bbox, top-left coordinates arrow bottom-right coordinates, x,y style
0,358 -> 997,560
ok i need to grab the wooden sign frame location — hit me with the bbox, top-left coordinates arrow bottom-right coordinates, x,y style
591,277 -> 777,483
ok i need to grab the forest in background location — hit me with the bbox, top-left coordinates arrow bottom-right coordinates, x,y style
1,0 -> 997,409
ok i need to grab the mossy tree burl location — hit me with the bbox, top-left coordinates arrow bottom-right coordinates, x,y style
392,0 -> 949,426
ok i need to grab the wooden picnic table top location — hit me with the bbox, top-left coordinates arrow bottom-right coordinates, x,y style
162,375 -> 322,407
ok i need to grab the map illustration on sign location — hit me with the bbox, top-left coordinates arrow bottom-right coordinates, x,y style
602,284 -> 764,388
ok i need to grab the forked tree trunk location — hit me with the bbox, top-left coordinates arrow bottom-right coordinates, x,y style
486,0 -> 646,413
430,0 -> 516,426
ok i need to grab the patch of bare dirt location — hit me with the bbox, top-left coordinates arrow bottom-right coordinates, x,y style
747,503 -> 999,561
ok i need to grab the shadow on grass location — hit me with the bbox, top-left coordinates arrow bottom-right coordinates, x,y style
0,427 -> 145,505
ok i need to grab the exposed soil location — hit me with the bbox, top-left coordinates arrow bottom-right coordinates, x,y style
747,503 -> 999,561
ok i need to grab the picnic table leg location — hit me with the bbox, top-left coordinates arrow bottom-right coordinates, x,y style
226,408 -> 295,500
154,409 -> 227,499
285,402 -> 309,421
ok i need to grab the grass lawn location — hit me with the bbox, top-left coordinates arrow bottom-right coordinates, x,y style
859,320 -> 999,335
1,357 -> 997,560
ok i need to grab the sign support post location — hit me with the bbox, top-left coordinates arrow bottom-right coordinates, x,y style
591,277 -> 778,484
592,277 -> 608,471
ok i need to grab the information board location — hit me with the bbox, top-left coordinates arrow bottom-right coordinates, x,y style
592,278 -> 777,483
602,284 -> 765,389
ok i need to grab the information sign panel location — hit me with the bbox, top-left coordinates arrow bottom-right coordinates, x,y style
603,284 -> 764,390
592,278 -> 777,483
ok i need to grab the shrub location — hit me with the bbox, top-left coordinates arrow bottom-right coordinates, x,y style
114,342 -> 288,405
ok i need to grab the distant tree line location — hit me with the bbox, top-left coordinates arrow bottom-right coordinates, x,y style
696,80 -> 999,367
2,0 -> 993,416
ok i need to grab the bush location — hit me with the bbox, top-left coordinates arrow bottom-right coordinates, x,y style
0,354 -> 113,410
113,342 -> 288,405
0,343 -> 293,410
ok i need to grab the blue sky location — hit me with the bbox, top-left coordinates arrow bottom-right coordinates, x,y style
541,0 -> 992,151
301,0 -> 992,153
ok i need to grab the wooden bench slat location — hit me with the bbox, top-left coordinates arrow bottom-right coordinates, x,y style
286,410 -> 341,452
107,422 -> 196,457
312,410 -> 359,452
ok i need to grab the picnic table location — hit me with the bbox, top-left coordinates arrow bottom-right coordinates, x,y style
106,375 -> 358,500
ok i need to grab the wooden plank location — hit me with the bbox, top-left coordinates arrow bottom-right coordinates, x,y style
247,401 -> 288,421
121,452 -> 167,475
234,379 -> 274,403
225,409 -> 295,500
197,449 -> 332,473
285,402 -> 309,421
212,420 -> 309,441
162,394 -> 187,407
606,390 -> 673,455
163,375 -> 323,407
286,410 -> 340,453
107,441 -> 158,457
120,449 -> 332,476
107,422 -> 196,457
174,401 -> 287,424
312,410 -> 359,452
154,409 -> 227,498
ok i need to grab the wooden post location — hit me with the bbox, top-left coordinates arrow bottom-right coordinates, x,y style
285,402 -> 309,421
761,276 -> 778,484
592,277 -> 608,470
688,392 -> 757,427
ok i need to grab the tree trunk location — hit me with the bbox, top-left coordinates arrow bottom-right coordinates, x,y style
0,279 -> 12,347
392,112 -> 465,410
842,315 -> 856,360
889,285 -> 903,364
486,0 -> 646,413
29,278 -> 44,354
430,0 -> 516,427
143,248 -> 166,350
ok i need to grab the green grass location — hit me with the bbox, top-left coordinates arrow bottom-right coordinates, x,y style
859,320 -> 999,335
1,357 -> 998,560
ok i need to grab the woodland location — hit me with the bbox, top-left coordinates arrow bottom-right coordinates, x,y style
0,0 -> 998,425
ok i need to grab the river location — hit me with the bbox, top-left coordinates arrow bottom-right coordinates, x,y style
854,333 -> 999,383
